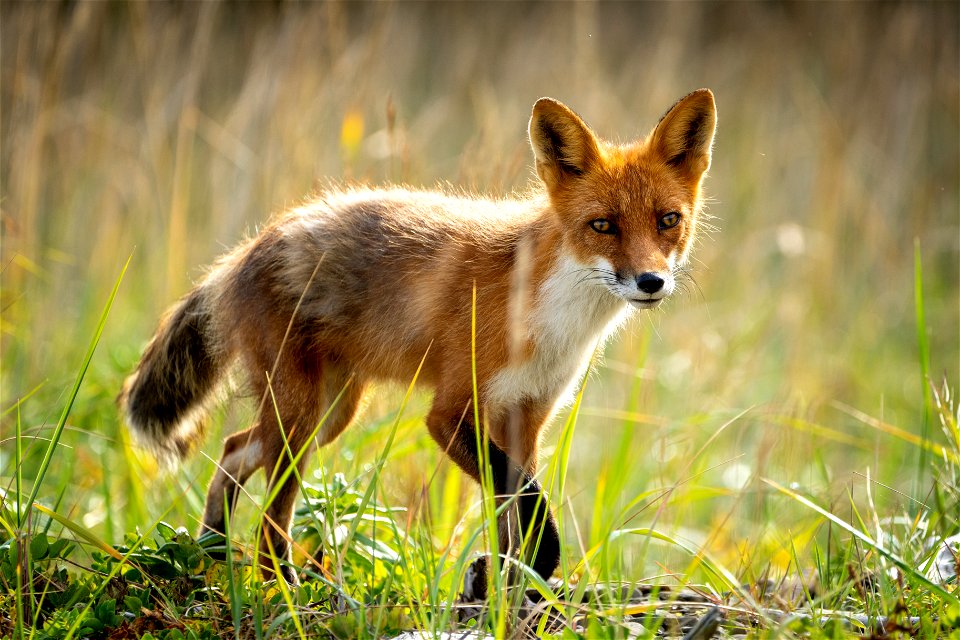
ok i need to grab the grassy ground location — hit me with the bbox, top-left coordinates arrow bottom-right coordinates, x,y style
2,2 -> 958,638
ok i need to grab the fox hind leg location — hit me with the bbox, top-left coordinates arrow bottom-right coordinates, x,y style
200,428 -> 270,544
256,361 -> 365,584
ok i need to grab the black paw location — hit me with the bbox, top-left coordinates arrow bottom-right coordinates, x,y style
460,556 -> 488,602
278,563 -> 301,586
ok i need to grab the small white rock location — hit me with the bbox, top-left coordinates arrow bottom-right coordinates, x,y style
926,533 -> 960,584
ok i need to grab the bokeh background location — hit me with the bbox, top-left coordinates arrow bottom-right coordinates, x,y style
3,2 -> 958,580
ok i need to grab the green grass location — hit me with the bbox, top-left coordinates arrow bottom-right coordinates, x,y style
2,2 -> 958,638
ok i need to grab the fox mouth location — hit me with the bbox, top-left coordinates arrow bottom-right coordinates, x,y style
628,297 -> 664,309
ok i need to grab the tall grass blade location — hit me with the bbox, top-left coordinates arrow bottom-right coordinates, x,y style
31,503 -> 123,561
261,532 -> 307,640
222,495 -> 243,640
539,358 -> 592,614
913,240 -> 932,498
470,280 -> 505,632
2,381 -> 46,418
832,402 -> 958,463
24,255 -> 131,518
15,406 -> 23,527
13,409 -> 25,640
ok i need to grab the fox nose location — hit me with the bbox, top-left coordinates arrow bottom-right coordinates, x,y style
635,272 -> 665,294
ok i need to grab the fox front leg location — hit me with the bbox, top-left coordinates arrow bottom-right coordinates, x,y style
425,400 -> 560,601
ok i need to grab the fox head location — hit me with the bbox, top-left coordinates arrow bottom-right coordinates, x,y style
529,90 -> 716,309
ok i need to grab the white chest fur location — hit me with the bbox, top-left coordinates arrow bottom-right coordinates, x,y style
483,255 -> 630,415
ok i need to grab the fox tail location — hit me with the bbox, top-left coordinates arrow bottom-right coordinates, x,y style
119,284 -> 228,468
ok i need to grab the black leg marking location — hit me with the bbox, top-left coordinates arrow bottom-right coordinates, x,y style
447,425 -> 561,601
483,441 -> 560,579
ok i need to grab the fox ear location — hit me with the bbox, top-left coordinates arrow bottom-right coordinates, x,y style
650,89 -> 717,180
529,98 -> 601,192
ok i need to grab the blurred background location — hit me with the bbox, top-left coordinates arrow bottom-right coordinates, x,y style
2,2 -> 958,580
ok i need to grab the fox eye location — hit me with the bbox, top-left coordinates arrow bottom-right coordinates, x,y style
589,218 -> 616,234
658,212 -> 682,230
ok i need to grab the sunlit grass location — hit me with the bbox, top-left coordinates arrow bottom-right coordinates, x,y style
2,1 -> 958,637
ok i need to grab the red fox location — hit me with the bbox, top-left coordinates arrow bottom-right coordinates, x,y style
120,90 -> 717,594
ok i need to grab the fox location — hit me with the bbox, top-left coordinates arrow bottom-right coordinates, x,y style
120,89 -> 717,596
